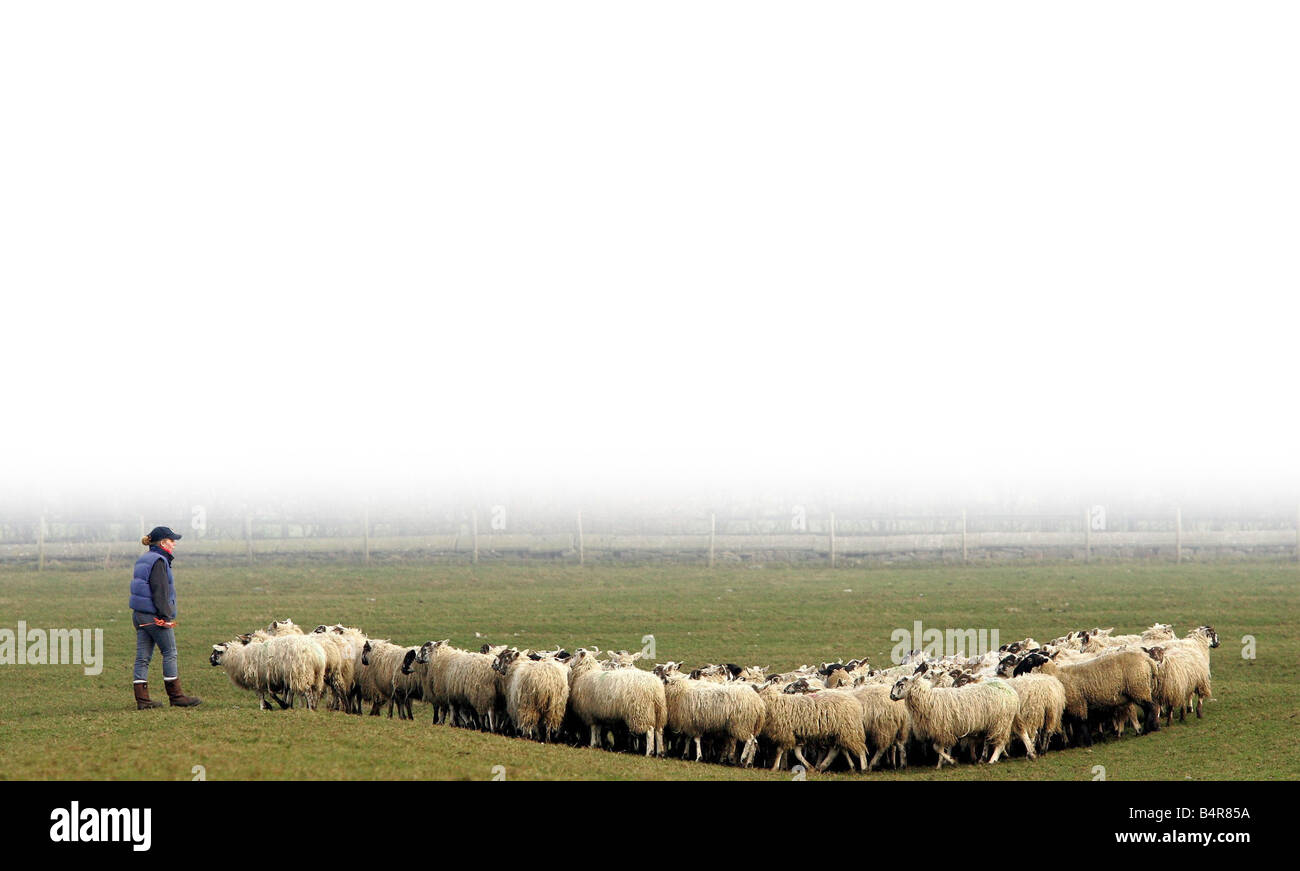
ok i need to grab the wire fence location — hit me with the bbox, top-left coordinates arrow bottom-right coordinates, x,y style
3,504 -> 1298,569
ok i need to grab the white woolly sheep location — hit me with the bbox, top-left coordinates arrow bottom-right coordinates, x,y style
655,662 -> 766,766
848,682 -> 911,770
210,636 -> 273,709
313,624 -> 368,714
359,639 -> 421,719
1011,648 -> 1160,745
889,672 -> 1018,768
1158,626 -> 1220,716
240,633 -> 328,711
754,679 -> 868,772
1146,644 -> 1212,725
1004,673 -> 1066,758
492,648 -> 571,741
567,648 -> 667,756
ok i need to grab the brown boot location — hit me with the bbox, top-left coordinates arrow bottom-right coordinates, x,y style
134,682 -> 163,710
164,677 -> 202,707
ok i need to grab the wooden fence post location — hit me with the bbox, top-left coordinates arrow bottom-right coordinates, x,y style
577,511 -> 584,566
472,509 -> 479,565
1084,507 -> 1091,563
829,512 -> 836,568
1175,507 -> 1183,564
961,509 -> 968,565
244,512 -> 254,564
37,514 -> 45,572
709,513 -> 716,568
362,505 -> 371,566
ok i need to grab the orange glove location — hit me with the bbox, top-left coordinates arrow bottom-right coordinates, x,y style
153,617 -> 177,628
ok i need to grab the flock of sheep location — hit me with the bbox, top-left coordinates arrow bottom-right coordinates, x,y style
208,619 -> 1220,773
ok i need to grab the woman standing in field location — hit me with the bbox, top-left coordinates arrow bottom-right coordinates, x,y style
129,526 -> 201,709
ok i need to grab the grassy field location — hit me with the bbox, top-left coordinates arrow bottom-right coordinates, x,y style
0,560 -> 1296,780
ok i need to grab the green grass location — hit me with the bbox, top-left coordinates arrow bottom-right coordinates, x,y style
0,561 -> 1296,780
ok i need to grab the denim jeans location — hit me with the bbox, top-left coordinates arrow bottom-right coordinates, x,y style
133,610 -> 177,682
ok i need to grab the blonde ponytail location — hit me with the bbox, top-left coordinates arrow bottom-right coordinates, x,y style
140,535 -> 152,547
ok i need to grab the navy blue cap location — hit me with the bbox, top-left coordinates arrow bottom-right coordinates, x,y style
146,526 -> 183,542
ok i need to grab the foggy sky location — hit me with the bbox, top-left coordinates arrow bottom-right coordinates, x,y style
3,2 -> 1297,510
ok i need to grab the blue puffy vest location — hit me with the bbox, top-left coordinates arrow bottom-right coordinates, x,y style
128,547 -> 177,617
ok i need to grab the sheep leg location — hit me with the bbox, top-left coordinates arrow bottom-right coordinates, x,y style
868,748 -> 886,770
693,736 -> 703,761
1020,730 -> 1036,760
588,724 -> 600,748
793,746 -> 814,770
656,730 -> 665,757
369,699 -> 382,716
987,741 -> 1006,764
815,746 -> 840,772
771,748 -> 785,771
934,743 -> 955,769
740,737 -> 756,767
1142,701 -> 1160,733
646,730 -> 656,757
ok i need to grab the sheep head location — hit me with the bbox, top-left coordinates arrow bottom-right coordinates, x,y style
889,675 -> 916,701
400,648 -> 420,675
1193,625 -> 1220,648
652,661 -> 683,679
210,643 -> 229,666
414,639 -> 450,664
783,678 -> 818,694
267,618 -> 301,635
1013,652 -> 1052,676
493,648 -> 522,675
605,650 -> 645,669
568,648 -> 601,674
